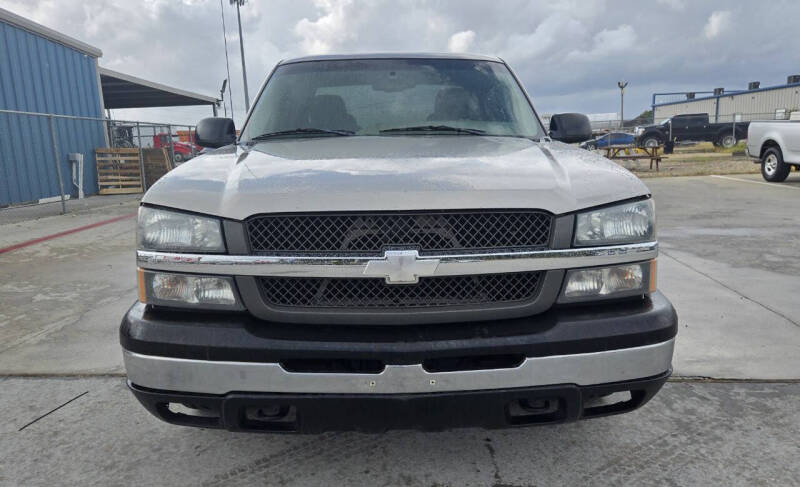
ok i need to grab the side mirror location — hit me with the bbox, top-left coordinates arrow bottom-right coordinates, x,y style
549,113 -> 592,143
195,117 -> 236,148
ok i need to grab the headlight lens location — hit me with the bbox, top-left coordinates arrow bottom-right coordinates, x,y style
559,261 -> 654,303
138,206 -> 224,252
574,199 -> 654,246
138,269 -> 241,309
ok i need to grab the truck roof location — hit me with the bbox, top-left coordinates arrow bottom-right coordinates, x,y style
279,52 -> 503,65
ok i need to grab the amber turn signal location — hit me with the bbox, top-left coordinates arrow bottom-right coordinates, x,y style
649,259 -> 657,293
137,267 -> 147,303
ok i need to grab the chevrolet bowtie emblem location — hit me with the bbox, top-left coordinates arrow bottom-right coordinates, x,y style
363,250 -> 440,284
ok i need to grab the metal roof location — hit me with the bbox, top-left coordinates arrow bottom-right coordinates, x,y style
0,7 -> 102,57
279,52 -> 503,65
99,67 -> 217,109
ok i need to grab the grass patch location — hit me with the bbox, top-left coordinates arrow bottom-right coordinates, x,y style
612,154 -> 758,178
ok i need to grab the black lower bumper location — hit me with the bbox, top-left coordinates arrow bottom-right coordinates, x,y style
120,292 -> 677,366
129,370 -> 670,434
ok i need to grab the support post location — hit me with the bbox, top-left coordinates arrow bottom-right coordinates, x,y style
620,90 -> 624,129
48,115 -> 67,214
189,126 -> 196,158
167,125 -> 175,170
136,122 -> 147,192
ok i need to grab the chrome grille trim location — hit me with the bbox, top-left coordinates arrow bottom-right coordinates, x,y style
136,241 -> 658,278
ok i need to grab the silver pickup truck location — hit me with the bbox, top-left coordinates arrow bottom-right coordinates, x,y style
747,118 -> 800,182
122,53 -> 677,433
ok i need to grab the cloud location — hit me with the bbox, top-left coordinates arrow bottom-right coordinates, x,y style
592,24 -> 637,53
447,30 -> 475,53
1,0 -> 798,123
704,10 -> 732,39
656,0 -> 685,11
294,0 -> 357,54
499,12 -> 586,63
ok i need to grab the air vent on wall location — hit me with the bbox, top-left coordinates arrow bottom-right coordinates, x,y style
748,81 -> 760,90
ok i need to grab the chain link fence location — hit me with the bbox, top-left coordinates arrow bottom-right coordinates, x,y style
0,108 -> 198,212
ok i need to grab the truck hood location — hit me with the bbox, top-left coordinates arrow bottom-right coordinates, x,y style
142,136 -> 649,220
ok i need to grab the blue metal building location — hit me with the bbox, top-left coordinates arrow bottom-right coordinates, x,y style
0,7 -> 106,206
1,7 -> 218,208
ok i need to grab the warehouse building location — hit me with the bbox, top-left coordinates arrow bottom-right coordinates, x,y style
0,7 -> 217,207
652,76 -> 800,124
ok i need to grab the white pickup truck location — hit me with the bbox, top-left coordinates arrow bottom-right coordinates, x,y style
747,116 -> 800,182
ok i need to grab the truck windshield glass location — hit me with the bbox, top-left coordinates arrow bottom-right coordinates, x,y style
240,59 -> 543,140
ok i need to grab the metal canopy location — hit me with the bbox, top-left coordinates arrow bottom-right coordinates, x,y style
99,67 -> 217,109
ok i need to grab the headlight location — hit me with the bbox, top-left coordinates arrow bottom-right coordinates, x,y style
558,261 -> 655,303
574,199 -> 654,246
633,127 -> 644,135
138,269 -> 242,309
137,206 -> 225,252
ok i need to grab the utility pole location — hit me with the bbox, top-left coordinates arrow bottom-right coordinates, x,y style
231,0 -> 250,112
219,0 -> 234,119
617,81 -> 628,129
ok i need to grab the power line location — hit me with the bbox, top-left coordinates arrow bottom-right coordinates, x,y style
219,0 -> 234,119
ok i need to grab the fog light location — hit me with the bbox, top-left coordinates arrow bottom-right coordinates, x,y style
559,262 -> 651,303
140,270 -> 240,309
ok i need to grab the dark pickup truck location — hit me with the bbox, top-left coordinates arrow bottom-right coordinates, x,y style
634,113 -> 748,149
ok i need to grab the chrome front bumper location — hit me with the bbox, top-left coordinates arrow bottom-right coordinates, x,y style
123,338 -> 674,395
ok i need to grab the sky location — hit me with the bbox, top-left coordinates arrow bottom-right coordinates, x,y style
2,0 -> 799,127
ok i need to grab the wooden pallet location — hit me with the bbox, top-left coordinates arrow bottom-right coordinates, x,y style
96,148 -> 143,194
142,148 -> 172,187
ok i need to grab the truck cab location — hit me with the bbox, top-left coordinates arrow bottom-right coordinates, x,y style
153,133 -> 199,164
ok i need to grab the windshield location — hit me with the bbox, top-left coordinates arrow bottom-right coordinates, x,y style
240,58 -> 543,140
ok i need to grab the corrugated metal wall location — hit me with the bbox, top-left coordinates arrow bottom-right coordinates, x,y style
654,98 -> 718,122
717,86 -> 800,121
654,85 -> 800,124
0,20 -> 105,206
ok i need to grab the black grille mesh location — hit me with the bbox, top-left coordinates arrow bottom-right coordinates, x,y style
246,211 -> 552,255
257,272 -> 543,309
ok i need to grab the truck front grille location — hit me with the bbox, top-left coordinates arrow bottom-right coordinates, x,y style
257,272 -> 543,309
245,211 -> 552,255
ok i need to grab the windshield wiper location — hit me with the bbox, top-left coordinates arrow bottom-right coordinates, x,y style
249,128 -> 355,141
379,125 -> 487,135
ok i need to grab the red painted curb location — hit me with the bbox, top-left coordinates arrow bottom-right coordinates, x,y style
0,212 -> 137,255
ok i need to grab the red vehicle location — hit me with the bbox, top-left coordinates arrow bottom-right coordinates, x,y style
153,133 -> 201,164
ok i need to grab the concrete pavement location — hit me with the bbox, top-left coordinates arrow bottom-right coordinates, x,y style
0,195 -> 139,374
2,378 -> 798,486
650,174 -> 800,379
